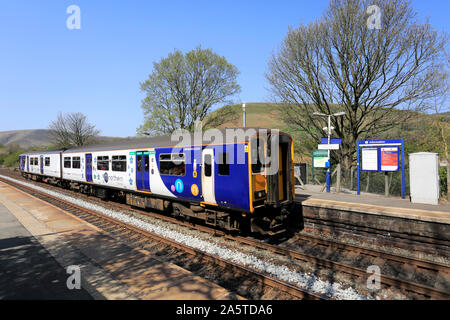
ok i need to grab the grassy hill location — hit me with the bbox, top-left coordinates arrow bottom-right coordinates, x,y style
208,103 -> 286,129
0,129 -> 124,149
0,129 -> 53,148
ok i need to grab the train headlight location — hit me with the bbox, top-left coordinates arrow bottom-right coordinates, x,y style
254,190 -> 266,199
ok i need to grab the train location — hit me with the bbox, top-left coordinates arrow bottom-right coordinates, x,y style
18,128 -> 297,235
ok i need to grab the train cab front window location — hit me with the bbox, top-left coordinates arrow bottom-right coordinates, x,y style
251,138 -> 265,174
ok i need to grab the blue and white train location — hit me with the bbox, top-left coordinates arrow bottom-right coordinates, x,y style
19,128 -> 296,234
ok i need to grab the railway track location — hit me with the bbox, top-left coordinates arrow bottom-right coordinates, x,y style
0,173 -> 325,300
1,170 -> 449,299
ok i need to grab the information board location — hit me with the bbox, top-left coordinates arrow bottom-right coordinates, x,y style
356,139 -> 405,199
361,147 -> 378,171
313,156 -> 329,168
380,147 -> 399,171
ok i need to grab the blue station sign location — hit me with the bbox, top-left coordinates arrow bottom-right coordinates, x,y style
321,138 -> 342,145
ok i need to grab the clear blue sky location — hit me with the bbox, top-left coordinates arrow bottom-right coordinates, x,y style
0,0 -> 448,137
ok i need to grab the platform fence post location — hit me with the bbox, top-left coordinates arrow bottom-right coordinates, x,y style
336,163 -> 341,193
401,139 -> 405,199
357,142 -> 360,195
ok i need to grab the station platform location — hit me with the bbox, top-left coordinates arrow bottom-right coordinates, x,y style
0,181 -> 240,300
295,185 -> 450,243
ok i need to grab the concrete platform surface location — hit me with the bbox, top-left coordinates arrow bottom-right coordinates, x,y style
296,185 -> 450,225
0,181 -> 241,300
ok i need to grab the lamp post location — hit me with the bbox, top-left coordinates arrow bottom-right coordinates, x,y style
242,103 -> 246,128
313,111 -> 345,192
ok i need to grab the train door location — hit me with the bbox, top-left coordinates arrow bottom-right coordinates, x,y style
201,149 -> 216,204
136,151 -> 150,191
40,156 -> 44,174
26,156 -> 29,172
85,154 -> 93,182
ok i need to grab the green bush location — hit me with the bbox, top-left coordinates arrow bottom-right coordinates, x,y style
2,151 -> 22,168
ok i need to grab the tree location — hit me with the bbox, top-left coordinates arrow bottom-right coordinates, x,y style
266,0 -> 447,179
427,58 -> 449,200
48,112 -> 100,148
138,46 -> 241,136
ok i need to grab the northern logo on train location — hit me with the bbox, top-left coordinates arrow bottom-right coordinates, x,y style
103,172 -> 108,183
175,179 -> 184,193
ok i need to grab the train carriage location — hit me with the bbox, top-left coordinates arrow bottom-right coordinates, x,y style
20,151 -> 61,180
19,128 -> 296,234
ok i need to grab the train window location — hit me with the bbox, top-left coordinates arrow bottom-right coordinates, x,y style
218,152 -> 230,176
64,157 -> 71,168
204,154 -> 212,177
251,138 -> 265,174
45,157 -> 50,166
34,157 -> 38,166
144,156 -> 149,172
159,153 -> 185,176
137,155 -> 142,172
112,155 -> 127,172
97,156 -> 109,171
72,157 -> 81,169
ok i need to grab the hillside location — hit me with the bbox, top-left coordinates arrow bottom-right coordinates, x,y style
0,129 -> 124,149
207,103 -> 286,129
0,129 -> 53,148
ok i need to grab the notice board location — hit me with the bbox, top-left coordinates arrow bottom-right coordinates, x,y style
361,147 -> 378,171
380,147 -> 399,171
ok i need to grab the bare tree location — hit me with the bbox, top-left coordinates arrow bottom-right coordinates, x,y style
48,112 -> 100,148
266,0 -> 447,177
48,113 -> 71,147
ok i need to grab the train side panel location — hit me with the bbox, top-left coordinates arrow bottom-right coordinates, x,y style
42,153 -> 61,178
89,150 -> 135,191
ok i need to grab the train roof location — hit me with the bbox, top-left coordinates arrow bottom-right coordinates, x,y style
21,150 -> 63,156
21,128 -> 288,155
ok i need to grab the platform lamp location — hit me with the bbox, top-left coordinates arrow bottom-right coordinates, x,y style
313,111 -> 346,192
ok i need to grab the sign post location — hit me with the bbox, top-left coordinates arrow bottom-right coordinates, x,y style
357,139 -> 405,198
313,111 -> 345,193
